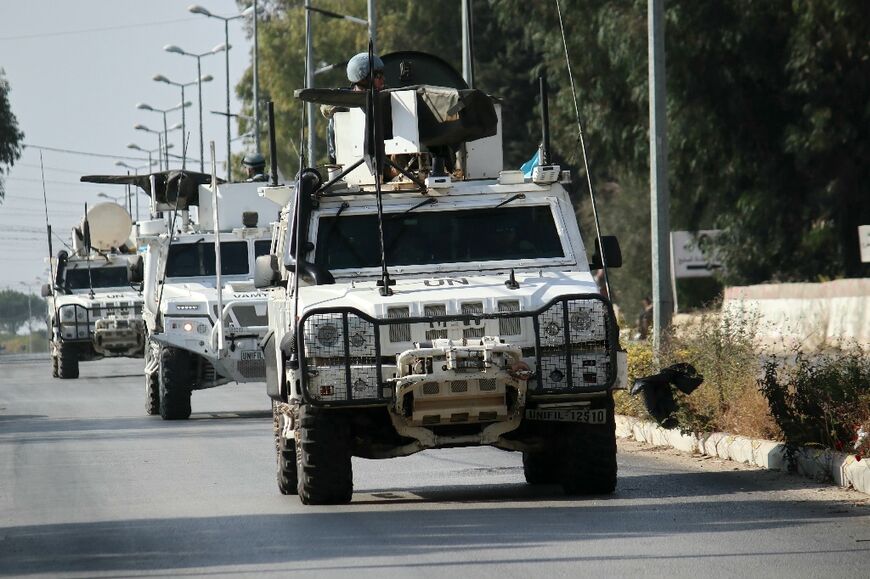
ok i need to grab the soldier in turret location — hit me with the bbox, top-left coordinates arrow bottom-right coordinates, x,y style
243,153 -> 269,182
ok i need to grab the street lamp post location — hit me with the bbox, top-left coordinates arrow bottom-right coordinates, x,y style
165,43 -> 226,173
136,101 -> 191,170
153,73 -> 214,163
133,125 -> 164,171
189,4 -> 254,181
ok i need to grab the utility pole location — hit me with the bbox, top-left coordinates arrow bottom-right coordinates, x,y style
305,0 -> 315,164
648,0 -> 673,355
368,0 -> 377,53
252,0 -> 261,154
461,0 -> 474,87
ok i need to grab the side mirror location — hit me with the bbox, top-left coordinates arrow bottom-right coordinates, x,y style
40,283 -> 53,297
254,254 -> 280,288
128,255 -> 144,284
284,258 -> 335,285
590,235 -> 622,270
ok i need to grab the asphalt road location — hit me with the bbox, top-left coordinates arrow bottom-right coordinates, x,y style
1,357 -> 868,578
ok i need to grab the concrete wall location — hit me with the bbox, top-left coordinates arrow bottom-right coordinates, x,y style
723,278 -> 870,351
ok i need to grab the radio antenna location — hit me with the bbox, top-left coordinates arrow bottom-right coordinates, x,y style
39,152 -> 61,324
554,0 -> 610,299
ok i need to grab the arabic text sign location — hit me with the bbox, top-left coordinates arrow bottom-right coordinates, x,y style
671,230 -> 723,278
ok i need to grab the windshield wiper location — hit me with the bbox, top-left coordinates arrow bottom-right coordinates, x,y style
398,197 -> 437,217
494,193 -> 525,209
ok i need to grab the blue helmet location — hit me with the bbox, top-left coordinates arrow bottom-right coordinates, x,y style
243,153 -> 265,168
346,52 -> 384,84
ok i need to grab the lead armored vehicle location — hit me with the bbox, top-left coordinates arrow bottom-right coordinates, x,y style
43,203 -> 145,379
81,171 -> 278,419
257,52 -> 626,504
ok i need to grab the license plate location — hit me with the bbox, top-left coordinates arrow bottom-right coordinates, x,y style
524,408 -> 607,424
241,350 -> 264,361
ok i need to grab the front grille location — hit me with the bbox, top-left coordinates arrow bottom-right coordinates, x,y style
424,304 -> 448,340
298,294 -> 616,406
461,302 -> 486,338
238,358 -> 266,379
387,307 -> 411,342
450,380 -> 468,393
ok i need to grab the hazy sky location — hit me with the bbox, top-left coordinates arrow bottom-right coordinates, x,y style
1,0 -> 258,291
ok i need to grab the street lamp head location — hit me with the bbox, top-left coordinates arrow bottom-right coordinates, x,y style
201,74 -> 214,83
112,162 -> 125,168
189,4 -> 212,16
164,44 -> 185,55
241,5 -> 255,17
136,102 -> 153,111
133,124 -> 150,131
127,143 -> 142,150
170,122 -> 183,130
212,43 -> 229,54
153,74 -> 171,83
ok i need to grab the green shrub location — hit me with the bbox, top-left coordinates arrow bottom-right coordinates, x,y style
758,345 -> 870,455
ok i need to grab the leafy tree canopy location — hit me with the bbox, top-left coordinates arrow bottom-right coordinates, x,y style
0,68 -> 25,201
0,289 -> 45,334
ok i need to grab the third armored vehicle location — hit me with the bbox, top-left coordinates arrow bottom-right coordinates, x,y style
43,202 -> 145,379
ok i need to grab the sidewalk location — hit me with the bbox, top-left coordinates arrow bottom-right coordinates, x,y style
616,414 -> 870,497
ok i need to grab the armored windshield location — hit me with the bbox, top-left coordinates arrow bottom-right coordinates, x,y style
315,205 -> 564,270
254,240 -> 272,259
65,266 -> 129,290
166,241 -> 250,277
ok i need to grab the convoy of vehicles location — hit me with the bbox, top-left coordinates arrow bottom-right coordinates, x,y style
255,51 -> 626,504
42,202 -> 145,379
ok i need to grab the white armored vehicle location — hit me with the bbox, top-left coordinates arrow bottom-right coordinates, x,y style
257,52 -> 626,504
43,203 -> 145,379
82,170 -> 277,419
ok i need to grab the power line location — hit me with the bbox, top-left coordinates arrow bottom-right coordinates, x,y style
23,144 -> 149,162
15,163 -> 90,175
0,17 -> 197,41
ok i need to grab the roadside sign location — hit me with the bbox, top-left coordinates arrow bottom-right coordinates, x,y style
670,230 -> 723,278
860,225 -> 870,263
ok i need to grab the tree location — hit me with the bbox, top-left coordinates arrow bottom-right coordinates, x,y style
0,289 -> 46,335
0,68 -> 25,202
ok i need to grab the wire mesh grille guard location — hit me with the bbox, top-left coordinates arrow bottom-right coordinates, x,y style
298,294 -> 616,405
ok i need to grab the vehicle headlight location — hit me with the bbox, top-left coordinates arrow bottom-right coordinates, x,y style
303,311 -> 375,358
61,308 -> 75,322
167,317 -> 210,335
539,299 -> 607,346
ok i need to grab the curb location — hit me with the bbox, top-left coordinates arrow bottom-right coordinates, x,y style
615,415 -> 870,497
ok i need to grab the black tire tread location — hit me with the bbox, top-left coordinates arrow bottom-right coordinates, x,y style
295,405 -> 353,505
560,394 -> 618,495
159,347 -> 192,420
522,451 -> 559,484
275,401 -> 298,495
57,341 -> 79,379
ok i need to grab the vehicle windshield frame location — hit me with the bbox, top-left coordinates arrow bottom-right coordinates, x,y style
164,239 -> 252,279
63,265 -> 130,291
309,197 -> 575,275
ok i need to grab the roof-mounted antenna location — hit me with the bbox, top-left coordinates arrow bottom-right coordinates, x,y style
362,39 -> 395,296
539,73 -> 550,165
268,101 -> 279,187
83,204 -> 94,299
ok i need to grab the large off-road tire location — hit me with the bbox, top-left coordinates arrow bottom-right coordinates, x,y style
144,343 -> 160,416
159,347 -> 192,420
57,341 -> 79,379
560,393 -> 618,495
295,405 -> 353,505
274,401 -> 298,495
522,450 -> 560,485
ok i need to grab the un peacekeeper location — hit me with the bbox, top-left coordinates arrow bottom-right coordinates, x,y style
323,52 -> 386,164
243,153 -> 269,182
